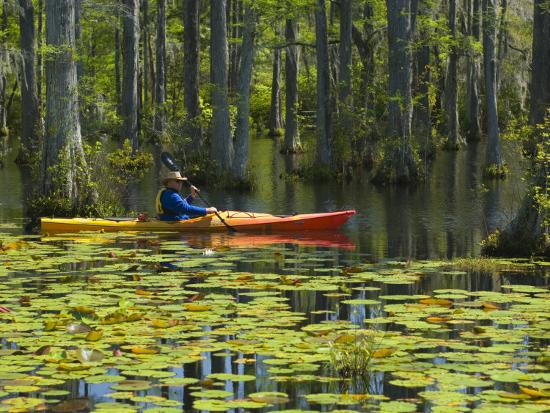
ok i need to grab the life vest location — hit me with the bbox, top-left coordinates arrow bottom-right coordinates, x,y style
155,188 -> 168,215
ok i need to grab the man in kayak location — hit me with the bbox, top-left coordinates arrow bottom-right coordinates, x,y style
156,171 -> 218,221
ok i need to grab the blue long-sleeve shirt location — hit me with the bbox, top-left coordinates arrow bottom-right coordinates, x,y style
158,188 -> 207,221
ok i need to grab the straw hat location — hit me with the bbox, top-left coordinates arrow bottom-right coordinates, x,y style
163,171 -> 188,185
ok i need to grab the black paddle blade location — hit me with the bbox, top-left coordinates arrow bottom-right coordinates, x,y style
161,152 -> 180,172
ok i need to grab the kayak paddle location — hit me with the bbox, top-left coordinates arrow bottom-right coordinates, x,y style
160,152 -> 237,233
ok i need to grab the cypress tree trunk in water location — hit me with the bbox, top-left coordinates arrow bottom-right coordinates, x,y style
154,0 -> 166,138
142,0 -> 149,114
338,0 -> 352,163
121,0 -> 140,150
315,0 -> 332,166
210,0 -> 233,171
0,0 -> 6,133
268,26 -> 283,136
444,0 -> 463,149
487,0 -> 549,256
37,0 -> 43,111
42,0 -> 91,206
183,0 -> 202,150
115,1 -> 121,116
415,0 -> 432,152
377,0 -> 417,183
482,0 -> 503,170
233,4 -> 256,179
465,0 -> 481,142
529,0 -> 550,127
17,0 -> 42,163
282,18 -> 300,153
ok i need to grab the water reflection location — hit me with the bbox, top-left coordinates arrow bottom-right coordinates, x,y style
0,136 -> 526,259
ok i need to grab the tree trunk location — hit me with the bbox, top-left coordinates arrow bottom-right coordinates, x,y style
483,0 -> 503,170
529,0 -> 550,127
154,0 -> 166,138
444,0 -> 464,149
121,0 -> 140,150
228,0 -> 241,95
210,0 -> 233,171
233,4 -> 256,179
42,0 -> 91,206
282,18 -> 300,153
338,0 -> 352,163
115,1 -> 121,116
465,0 -> 481,142
37,0 -> 43,111
142,0 -> 149,113
376,0 -> 417,183
496,0 -> 508,91
17,0 -> 42,163
183,0 -> 202,149
415,0 -> 432,151
0,0 -> 8,133
268,26 -> 283,136
485,0 -> 550,257
315,0 -> 332,166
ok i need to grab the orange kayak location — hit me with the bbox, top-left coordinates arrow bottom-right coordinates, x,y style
40,210 -> 356,234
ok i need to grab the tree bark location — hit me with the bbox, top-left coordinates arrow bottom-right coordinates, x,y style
282,18 -> 300,153
338,0 -> 352,162
377,0 -> 417,183
233,4 -> 256,179
154,0 -> 166,138
37,0 -> 43,111
315,0 -> 332,166
142,0 -> 149,113
115,1 -> 121,116
121,0 -> 140,150
42,0 -> 91,205
529,0 -> 550,126
414,0 -> 432,150
210,0 -> 233,171
444,0 -> 464,149
17,0 -> 42,163
465,0 -> 481,142
268,25 -> 283,136
483,0 -> 503,169
0,0 -> 8,133
183,0 -> 203,149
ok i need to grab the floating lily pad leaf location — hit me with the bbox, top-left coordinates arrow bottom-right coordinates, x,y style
419,390 -> 478,405
4,385 -> 41,393
66,323 -> 93,334
249,391 -> 289,403
105,392 -> 134,399
341,299 -> 380,305
304,393 -> 343,405
190,389 -> 234,398
110,380 -> 152,391
142,408 -> 183,413
159,377 -> 199,386
275,410 -> 319,413
377,401 -> 418,412
85,375 -> 126,384
1,397 -> 47,411
92,401 -> 137,412
207,373 -> 256,382
490,371 -> 533,383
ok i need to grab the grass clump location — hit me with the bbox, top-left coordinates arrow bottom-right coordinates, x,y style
328,332 -> 378,380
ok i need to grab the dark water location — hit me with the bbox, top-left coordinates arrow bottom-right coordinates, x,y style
0,136 -> 527,259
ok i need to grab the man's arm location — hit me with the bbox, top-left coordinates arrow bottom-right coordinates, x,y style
165,192 -> 207,216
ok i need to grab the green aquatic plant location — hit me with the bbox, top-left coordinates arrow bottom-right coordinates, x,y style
328,331 -> 379,380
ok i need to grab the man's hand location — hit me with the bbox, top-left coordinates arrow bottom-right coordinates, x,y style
190,185 -> 200,198
206,207 -> 218,214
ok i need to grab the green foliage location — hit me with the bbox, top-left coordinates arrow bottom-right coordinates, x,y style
328,332 -> 378,380
483,163 -> 508,179
106,140 -> 153,184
